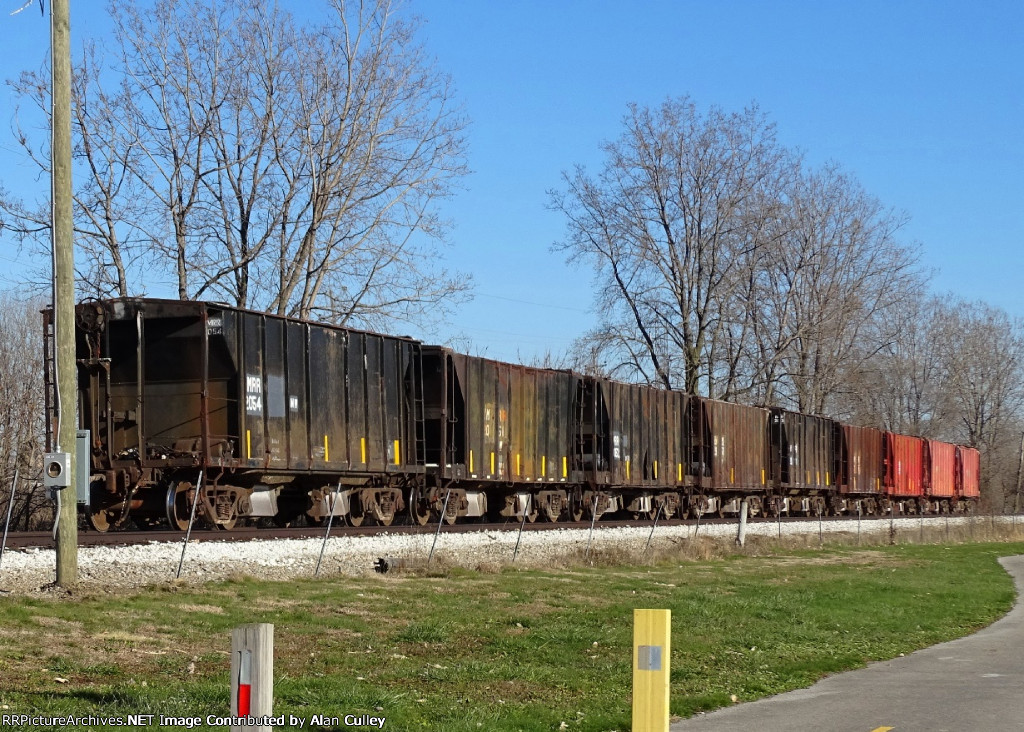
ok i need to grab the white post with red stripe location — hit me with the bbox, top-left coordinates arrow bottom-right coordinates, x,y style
230,624 -> 274,732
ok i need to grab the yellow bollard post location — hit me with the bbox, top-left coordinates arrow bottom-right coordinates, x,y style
632,608 -> 671,732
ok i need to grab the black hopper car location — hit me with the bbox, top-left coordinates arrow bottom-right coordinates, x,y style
46,298 -> 980,532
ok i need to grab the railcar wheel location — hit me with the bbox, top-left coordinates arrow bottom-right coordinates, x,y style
409,489 -> 432,526
166,482 -> 198,531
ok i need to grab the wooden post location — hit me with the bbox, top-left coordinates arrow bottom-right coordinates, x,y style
231,624 -> 274,731
51,0 -> 78,588
1014,432 -> 1024,515
632,609 -> 671,732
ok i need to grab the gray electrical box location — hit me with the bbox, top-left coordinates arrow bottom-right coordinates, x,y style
43,452 -> 70,488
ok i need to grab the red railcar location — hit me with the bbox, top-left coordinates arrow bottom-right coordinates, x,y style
885,432 -> 924,498
925,440 -> 956,499
956,446 -> 981,499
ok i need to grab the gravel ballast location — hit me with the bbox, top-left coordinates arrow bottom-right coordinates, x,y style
0,516 -> 996,596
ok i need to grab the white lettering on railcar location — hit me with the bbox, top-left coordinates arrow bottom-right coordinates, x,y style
246,374 -> 263,414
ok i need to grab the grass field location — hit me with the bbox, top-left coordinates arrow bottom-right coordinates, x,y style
0,537 -> 1021,731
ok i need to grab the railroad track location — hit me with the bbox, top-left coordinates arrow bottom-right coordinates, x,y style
1,512 -> 980,551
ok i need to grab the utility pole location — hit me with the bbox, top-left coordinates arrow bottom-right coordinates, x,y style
52,0 -> 78,586
1014,432 -> 1024,516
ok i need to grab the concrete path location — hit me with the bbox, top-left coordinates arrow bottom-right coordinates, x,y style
670,555 -> 1024,732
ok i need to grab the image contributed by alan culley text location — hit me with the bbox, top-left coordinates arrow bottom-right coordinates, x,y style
0,713 -> 387,728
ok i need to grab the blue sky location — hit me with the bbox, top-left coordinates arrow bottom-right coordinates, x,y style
1,0 -> 1021,362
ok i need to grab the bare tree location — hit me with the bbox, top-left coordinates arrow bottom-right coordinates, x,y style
0,295 -> 50,531
939,300 -> 1024,449
841,295 -> 950,434
550,96 -> 791,395
0,0 -> 471,330
0,45 -> 151,298
758,163 -> 922,414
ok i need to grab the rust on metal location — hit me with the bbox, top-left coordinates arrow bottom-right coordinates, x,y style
838,424 -> 885,495
956,446 -> 981,499
699,397 -> 769,492
885,432 -> 925,497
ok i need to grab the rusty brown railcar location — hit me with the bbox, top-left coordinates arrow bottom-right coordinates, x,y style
418,347 -> 580,522
836,424 -> 885,513
697,397 -> 769,497
579,378 -> 688,517
769,408 -> 837,515
66,298 -> 424,531
769,409 -> 836,490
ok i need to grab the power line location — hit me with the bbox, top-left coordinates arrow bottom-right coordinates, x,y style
474,292 -> 590,314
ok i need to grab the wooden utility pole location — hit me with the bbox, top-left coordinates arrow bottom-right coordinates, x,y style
52,0 -> 78,586
1014,432 -> 1024,516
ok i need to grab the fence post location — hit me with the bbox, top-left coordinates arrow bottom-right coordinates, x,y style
736,498 -> 748,547
315,482 -> 343,577
176,470 -> 204,579
644,501 -> 664,554
428,488 -> 452,565
512,494 -> 531,563
231,624 -> 274,732
0,468 -> 19,578
585,494 -> 599,560
632,609 -> 670,732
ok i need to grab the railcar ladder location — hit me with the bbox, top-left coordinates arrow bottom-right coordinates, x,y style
412,344 -> 426,466
574,380 -> 586,476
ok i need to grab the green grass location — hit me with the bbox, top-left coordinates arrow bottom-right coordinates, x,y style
0,542 -> 1019,731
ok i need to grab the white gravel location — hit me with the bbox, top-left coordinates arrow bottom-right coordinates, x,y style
0,515 -> 1004,596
